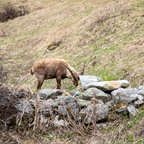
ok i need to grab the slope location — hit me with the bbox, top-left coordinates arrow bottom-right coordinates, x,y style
0,0 -> 144,91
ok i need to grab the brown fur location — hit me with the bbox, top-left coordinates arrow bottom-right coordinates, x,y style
30,58 -> 82,90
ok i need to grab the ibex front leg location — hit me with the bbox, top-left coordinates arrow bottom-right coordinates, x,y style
56,76 -> 61,89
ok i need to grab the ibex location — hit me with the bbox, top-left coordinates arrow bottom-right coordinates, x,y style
30,59 -> 85,90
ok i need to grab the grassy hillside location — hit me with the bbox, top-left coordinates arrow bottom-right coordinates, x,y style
0,0 -> 144,91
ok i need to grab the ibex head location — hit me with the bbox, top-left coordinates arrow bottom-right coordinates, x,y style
64,62 -> 86,87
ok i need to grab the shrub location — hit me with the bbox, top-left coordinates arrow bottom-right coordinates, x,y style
0,2 -> 29,22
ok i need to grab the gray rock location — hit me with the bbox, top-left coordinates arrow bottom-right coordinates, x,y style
98,100 -> 104,104
53,115 -> 69,126
42,107 -> 51,117
134,100 -> 144,106
79,75 -> 102,90
81,88 -> 111,103
96,123 -> 108,129
0,122 -> 8,131
38,89 -> 62,100
77,99 -> 92,108
85,80 -> 130,91
40,115 -> 48,124
79,105 -> 93,123
95,104 -> 109,121
15,99 -> 34,114
43,99 -> 58,108
73,91 -> 80,97
111,88 -> 138,104
137,85 -> 144,90
137,90 -> 144,97
115,105 -> 127,113
137,95 -> 144,101
79,104 -> 109,123
127,105 -> 137,117
0,98 -> 9,109
134,95 -> 144,107
105,100 -> 114,110
39,100 -> 54,117
58,105 -> 68,116
56,96 -> 79,117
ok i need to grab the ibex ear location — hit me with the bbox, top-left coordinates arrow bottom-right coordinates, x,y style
79,62 -> 87,75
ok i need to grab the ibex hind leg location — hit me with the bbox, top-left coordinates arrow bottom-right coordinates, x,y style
56,76 -> 61,89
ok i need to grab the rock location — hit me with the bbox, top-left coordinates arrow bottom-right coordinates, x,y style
43,99 -> 58,108
137,85 -> 144,90
79,105 -> 93,124
79,104 -> 109,123
95,104 -> 109,121
15,99 -> 34,114
115,105 -> 127,114
73,91 -> 80,97
0,98 -> 9,109
134,100 -> 144,107
77,99 -> 92,108
58,105 -> 68,116
42,107 -> 51,117
39,100 -> 55,117
105,100 -> 114,110
14,90 -> 31,98
137,90 -> 144,97
85,80 -> 130,91
40,115 -> 48,125
81,88 -> 111,103
56,96 -> 79,117
111,88 -> 138,104
96,123 -> 108,129
38,89 -> 62,100
134,95 -> 144,107
54,115 -> 69,126
137,95 -> 144,100
79,75 -> 102,90
97,100 -> 104,105
127,105 -> 137,117
5,115 -> 16,125
0,122 -> 8,131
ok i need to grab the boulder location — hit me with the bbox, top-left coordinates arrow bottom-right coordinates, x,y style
81,88 -> 111,103
127,105 -> 137,117
58,105 -> 68,116
53,115 -> 69,126
95,104 -> 109,121
43,99 -> 58,108
73,91 -> 80,97
134,95 -> 144,107
105,100 -> 114,110
137,90 -> 144,97
56,96 -> 79,117
137,85 -> 144,90
79,104 -> 109,123
15,99 -> 34,114
79,75 -> 102,90
38,89 -> 62,100
115,105 -> 127,114
85,80 -> 130,91
111,88 -> 138,104
77,99 -> 92,108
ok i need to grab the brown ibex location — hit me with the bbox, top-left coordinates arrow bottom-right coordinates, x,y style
30,59 -> 85,90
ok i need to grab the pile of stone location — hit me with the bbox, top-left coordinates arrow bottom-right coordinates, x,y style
0,75 -> 144,130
